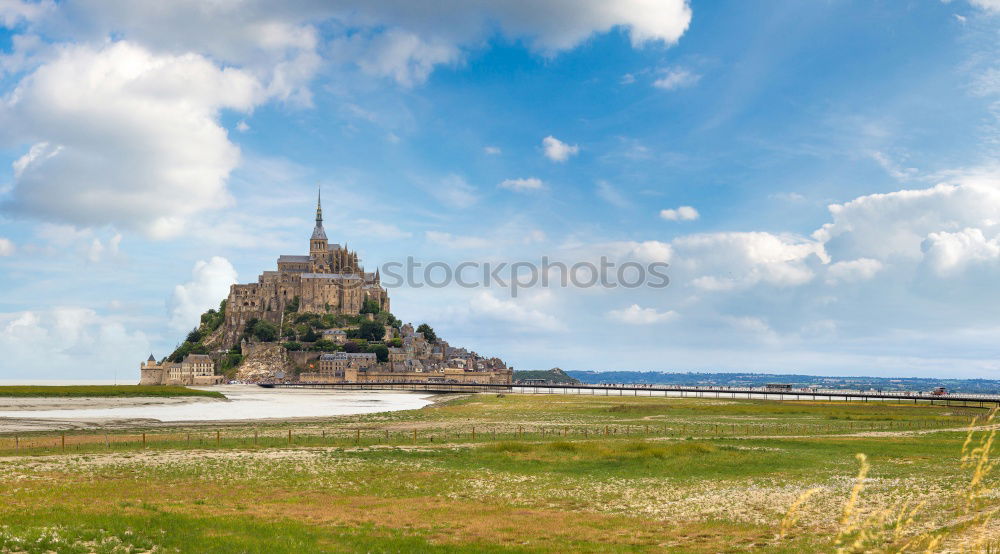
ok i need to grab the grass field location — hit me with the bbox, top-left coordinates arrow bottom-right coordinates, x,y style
0,385 -> 224,398
0,393 -> 996,552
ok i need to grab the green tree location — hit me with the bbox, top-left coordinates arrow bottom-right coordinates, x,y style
186,328 -> 203,343
342,340 -> 362,353
367,344 -> 389,363
284,295 -> 300,314
283,341 -> 303,351
310,339 -> 337,352
375,311 -> 402,331
360,297 -> 381,314
302,328 -> 320,342
358,320 -> 385,342
417,323 -> 438,344
218,349 -> 243,373
250,320 -> 279,342
388,337 -> 403,348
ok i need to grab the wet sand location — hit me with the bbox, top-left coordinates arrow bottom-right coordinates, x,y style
0,385 -> 435,433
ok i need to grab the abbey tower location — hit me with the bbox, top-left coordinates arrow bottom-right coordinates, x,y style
220,191 -> 390,347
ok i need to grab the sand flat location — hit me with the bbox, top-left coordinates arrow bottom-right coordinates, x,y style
0,385 -> 434,433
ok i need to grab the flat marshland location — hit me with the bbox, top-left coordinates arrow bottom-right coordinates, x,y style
0,393 -> 997,552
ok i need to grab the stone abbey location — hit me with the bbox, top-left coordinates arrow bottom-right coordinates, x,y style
142,189 -> 511,386
221,191 -> 390,347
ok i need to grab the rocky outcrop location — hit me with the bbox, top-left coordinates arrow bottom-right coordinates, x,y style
236,343 -> 296,383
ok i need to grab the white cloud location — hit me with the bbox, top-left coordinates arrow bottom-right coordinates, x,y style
921,228 -> 1000,276
969,0 -> 1000,12
542,135 -> 579,162
813,172 -> 1000,262
608,304 -> 676,325
465,291 -> 563,332
483,145 -> 501,155
825,258 -> 883,284
499,177 -> 543,192
236,120 -> 250,132
597,181 -> 631,208
600,240 -> 673,263
653,66 -> 700,90
620,73 -> 636,85
86,233 -> 122,263
35,1 -> 691,88
168,256 -> 238,332
430,174 -> 478,209
425,230 -> 492,249
869,151 -> 917,181
0,0 -> 53,28
334,28 -> 460,87
770,192 -> 806,202
0,237 -> 13,256
0,42 -> 263,238
660,205 -> 699,221
672,232 -> 826,290
0,307 -> 149,380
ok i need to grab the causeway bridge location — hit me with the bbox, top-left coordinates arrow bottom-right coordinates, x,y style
259,382 -> 1000,408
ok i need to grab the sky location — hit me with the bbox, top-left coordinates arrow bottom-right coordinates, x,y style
2,0 -> 1000,381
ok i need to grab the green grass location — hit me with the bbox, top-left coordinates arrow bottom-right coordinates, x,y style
0,393 -> 992,552
0,385 -> 224,398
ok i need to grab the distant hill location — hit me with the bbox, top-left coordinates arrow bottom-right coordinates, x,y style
565,371 -> 1000,394
514,368 -> 580,384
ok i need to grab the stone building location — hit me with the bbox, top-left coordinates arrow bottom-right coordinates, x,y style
298,322 -> 512,385
139,354 -> 223,386
221,191 -> 390,347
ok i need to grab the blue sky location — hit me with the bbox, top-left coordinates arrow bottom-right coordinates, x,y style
2,0 -> 1000,380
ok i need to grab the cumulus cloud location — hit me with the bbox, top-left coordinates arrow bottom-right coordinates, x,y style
608,304 -> 676,325
660,206 -> 699,221
0,0 -> 694,241
825,258 -> 883,284
542,135 -> 579,162
0,42 -> 263,238
168,257 -> 237,332
813,172 -> 1000,262
921,228 -> 1000,276
483,146 -> 501,155
499,177 -> 543,192
0,0 -> 53,28
465,291 -> 563,331
28,1 -> 691,88
0,237 -> 13,256
672,232 -> 826,291
653,66 -> 700,90
86,233 -> 122,263
0,307 -> 149,379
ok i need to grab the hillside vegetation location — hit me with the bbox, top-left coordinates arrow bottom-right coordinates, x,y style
167,295 -> 432,378
514,367 -> 580,384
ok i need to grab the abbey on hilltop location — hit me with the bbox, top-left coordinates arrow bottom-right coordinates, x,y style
141,188 -> 511,386
221,191 -> 391,347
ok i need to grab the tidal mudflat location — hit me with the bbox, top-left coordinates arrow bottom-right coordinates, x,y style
0,385 -> 434,432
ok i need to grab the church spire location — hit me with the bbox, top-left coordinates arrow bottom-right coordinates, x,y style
316,188 -> 323,226
310,186 -> 328,253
